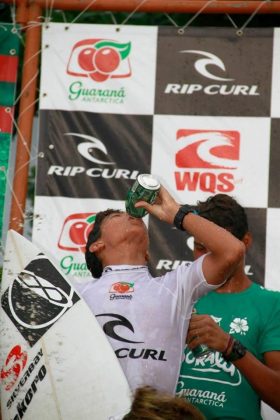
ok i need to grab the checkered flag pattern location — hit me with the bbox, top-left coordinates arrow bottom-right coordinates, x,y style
34,24 -> 280,290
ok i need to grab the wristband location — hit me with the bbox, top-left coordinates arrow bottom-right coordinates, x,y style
223,339 -> 247,362
173,204 -> 197,231
222,335 -> 234,357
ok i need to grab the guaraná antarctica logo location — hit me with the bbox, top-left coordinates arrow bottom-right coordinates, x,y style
67,38 -> 132,103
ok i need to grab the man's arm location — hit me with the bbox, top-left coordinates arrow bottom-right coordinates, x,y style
136,185 -> 245,285
187,314 -> 280,413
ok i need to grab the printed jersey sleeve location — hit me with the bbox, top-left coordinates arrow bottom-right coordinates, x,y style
259,291 -> 280,353
178,254 -> 220,304
157,254 -> 221,314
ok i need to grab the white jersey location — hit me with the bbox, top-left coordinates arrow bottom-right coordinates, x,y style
75,255 -> 217,394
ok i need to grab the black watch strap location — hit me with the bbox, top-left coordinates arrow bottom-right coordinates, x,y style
173,204 -> 197,231
223,339 -> 247,362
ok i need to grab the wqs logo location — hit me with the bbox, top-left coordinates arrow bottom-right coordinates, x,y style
1,253 -> 80,346
176,129 -> 240,170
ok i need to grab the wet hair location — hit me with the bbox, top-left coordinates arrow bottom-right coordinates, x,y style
196,194 -> 248,240
85,209 -> 122,278
123,386 -> 205,420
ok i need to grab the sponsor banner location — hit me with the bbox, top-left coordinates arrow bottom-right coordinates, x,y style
0,24 -> 20,241
151,115 -> 270,207
40,23 -> 157,115
155,27 -> 273,117
265,208 -> 280,291
36,110 -> 153,197
149,208 -> 265,285
271,29 -> 280,118
33,196 -> 150,282
36,24 -> 280,291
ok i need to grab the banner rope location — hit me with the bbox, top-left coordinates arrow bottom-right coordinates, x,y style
13,70 -> 39,106
44,0 -> 55,25
236,0 -> 271,36
179,0 -> 215,33
225,14 -> 238,29
108,11 -> 118,25
8,110 -> 31,158
3,168 -> 26,227
164,14 -> 179,28
119,0 -> 148,27
69,0 -> 98,25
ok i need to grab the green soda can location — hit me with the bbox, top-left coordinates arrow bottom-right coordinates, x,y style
191,309 -> 212,360
125,174 -> 160,218
192,343 -> 212,359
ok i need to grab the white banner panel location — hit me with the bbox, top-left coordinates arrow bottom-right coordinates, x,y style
40,23 -> 157,115
151,115 -> 270,207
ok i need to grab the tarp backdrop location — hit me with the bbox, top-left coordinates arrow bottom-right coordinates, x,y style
0,24 -> 20,241
34,23 -> 280,292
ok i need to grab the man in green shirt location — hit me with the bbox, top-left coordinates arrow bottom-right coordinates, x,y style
176,194 -> 280,419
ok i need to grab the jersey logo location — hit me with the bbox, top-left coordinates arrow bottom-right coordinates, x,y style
96,313 -> 143,343
109,282 -> 134,294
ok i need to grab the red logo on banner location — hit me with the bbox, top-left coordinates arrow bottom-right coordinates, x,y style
176,129 -> 240,169
1,345 -> 27,391
58,213 -> 96,252
67,38 -> 132,82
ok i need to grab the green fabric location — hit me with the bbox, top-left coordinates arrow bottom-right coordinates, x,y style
0,133 -> 11,239
0,81 -> 17,106
176,282 -> 280,420
0,24 -> 20,241
0,25 -> 21,55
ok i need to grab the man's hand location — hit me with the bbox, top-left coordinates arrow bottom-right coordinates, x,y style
187,314 -> 230,354
135,185 -> 180,225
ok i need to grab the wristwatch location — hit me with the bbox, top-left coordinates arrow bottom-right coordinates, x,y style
223,339 -> 247,362
173,204 -> 197,231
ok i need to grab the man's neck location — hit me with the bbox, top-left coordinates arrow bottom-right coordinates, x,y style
216,270 -> 252,294
102,250 -> 147,267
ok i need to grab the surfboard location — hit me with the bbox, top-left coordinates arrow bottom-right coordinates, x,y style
0,230 -> 131,420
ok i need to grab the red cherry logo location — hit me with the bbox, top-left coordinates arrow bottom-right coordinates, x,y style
69,221 -> 88,246
94,47 -> 120,74
88,71 -> 109,82
113,283 -> 132,293
78,47 -> 96,71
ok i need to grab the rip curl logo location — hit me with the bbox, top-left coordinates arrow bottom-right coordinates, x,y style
64,133 -> 114,165
1,253 -> 80,346
67,38 -> 132,82
229,318 -> 249,335
0,345 -> 27,391
96,313 -> 143,344
180,50 -> 233,81
176,129 -> 240,169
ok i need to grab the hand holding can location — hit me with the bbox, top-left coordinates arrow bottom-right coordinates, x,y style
125,174 -> 160,218
190,309 -> 212,360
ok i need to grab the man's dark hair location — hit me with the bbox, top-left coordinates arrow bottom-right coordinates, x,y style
85,209 -> 122,278
196,194 -> 248,240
